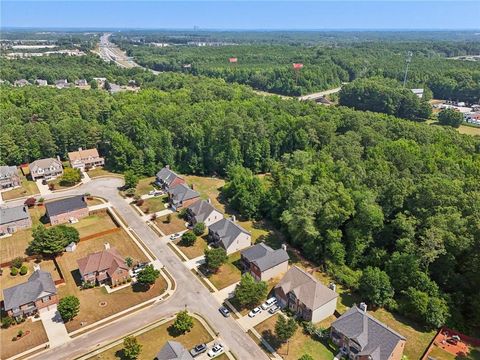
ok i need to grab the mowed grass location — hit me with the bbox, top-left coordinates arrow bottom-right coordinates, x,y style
135,176 -> 156,196
458,124 -> 480,136
0,318 -> 48,359
70,212 -> 118,239
183,175 -> 225,211
254,314 -> 337,360
203,251 -> 242,290
174,236 -> 208,259
139,196 -> 167,214
154,213 -> 187,235
87,167 -> 121,178
1,174 -> 39,201
88,318 -> 213,360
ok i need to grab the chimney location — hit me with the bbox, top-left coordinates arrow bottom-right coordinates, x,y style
281,243 -> 287,252
57,155 -> 61,162
165,165 -> 170,169
104,242 -> 110,250
231,215 -> 236,222
329,282 -> 336,292
207,198 -> 211,204
359,302 -> 367,312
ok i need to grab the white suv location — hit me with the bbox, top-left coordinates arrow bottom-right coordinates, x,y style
261,297 -> 277,310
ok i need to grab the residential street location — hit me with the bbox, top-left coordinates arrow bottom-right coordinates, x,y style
21,178 -> 269,360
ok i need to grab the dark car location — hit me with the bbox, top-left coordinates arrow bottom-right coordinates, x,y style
42,179 -> 48,185
219,306 -> 230,317
190,343 -> 207,357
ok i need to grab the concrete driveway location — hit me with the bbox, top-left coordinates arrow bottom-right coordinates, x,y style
237,308 -> 277,330
36,179 -> 52,195
39,306 -> 70,348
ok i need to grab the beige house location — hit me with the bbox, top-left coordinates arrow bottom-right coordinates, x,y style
241,243 -> 289,281
68,147 -> 105,171
274,266 -> 338,323
29,157 -> 63,181
186,199 -> 223,227
0,165 -> 20,189
208,217 -> 251,255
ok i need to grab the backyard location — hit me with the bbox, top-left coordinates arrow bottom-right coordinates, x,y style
154,213 -> 187,235
1,174 -> 39,201
71,211 -> 118,239
0,318 -> 49,359
88,317 -> 213,360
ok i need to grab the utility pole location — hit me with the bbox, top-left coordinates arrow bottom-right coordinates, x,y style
403,51 -> 413,88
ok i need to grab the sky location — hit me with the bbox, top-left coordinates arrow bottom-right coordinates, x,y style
1,1 -> 480,30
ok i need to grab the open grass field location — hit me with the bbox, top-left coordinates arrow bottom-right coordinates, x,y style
254,314 -> 337,360
174,236 -> 208,259
88,317 -> 213,360
154,213 -> 187,235
183,175 -> 225,211
139,196 -> 167,214
0,318 -> 48,359
87,168 -> 121,178
135,176 -> 156,196
1,174 -> 39,201
204,251 -> 242,290
71,212 -> 118,239
458,124 -> 480,136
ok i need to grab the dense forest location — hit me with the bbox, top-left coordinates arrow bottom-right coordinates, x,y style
1,74 -> 479,333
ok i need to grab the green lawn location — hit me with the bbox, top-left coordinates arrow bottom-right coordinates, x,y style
1,174 -> 39,201
87,167 -> 121,178
174,236 -> 208,259
204,251 -> 242,290
139,196 -> 167,214
70,212 -> 118,238
135,176 -> 156,196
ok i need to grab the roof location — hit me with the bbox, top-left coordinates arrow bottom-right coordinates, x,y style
77,247 -> 128,277
156,341 -> 193,360
332,306 -> 406,360
3,270 -> 57,311
45,195 -> 87,217
68,148 -> 101,162
29,158 -> 62,171
156,167 -> 182,187
0,165 -> 18,179
241,243 -> 289,272
0,205 -> 30,225
275,266 -> 338,311
169,183 -> 199,204
187,199 -> 219,223
209,218 -> 250,249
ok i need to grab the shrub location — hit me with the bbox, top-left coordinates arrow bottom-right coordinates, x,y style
17,330 -> 23,338
124,188 -> 136,197
11,257 -> 24,269
10,267 -> 18,276
19,265 -> 28,275
60,168 -> 81,186
193,222 -> 206,236
38,197 -> 44,203
150,214 -> 157,221
48,183 -> 55,190
136,199 -> 144,206
166,214 -> 172,223
123,336 -> 142,360
181,231 -> 197,246
24,197 -> 36,207
1,316 -> 14,329
12,336 -> 17,342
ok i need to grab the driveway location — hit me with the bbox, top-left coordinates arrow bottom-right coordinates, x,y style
21,177 -> 269,360
213,282 -> 239,304
36,179 -> 51,196
39,306 -> 70,348
237,308 -> 277,330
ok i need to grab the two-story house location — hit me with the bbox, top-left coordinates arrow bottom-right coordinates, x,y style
0,205 -> 32,236
2,269 -> 58,320
185,199 -> 223,227
331,305 -> 406,360
156,166 -> 185,191
274,266 -> 338,323
68,147 -> 105,171
45,195 -> 88,225
208,217 -> 251,255
29,157 -> 63,181
241,243 -> 289,281
0,165 -> 20,189
77,244 -> 130,286
168,183 -> 200,211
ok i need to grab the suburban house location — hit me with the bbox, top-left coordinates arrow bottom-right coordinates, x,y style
156,166 -> 185,191
77,244 -> 130,286
35,79 -> 48,86
274,266 -> 338,323
155,341 -> 193,360
68,147 -> 105,171
45,195 -> 88,225
29,157 -> 63,181
208,217 -> 251,255
2,269 -> 58,319
14,79 -> 30,87
331,305 -> 406,360
168,183 -> 200,210
0,165 -> 21,189
185,199 -> 223,226
241,243 -> 289,281
75,79 -> 88,87
0,205 -> 32,235
55,79 -> 69,89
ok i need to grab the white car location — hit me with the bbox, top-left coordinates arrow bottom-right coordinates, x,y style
170,233 -> 181,240
207,343 -> 224,358
261,297 -> 277,310
248,307 -> 262,318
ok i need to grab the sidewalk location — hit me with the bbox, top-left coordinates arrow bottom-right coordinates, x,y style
185,255 -> 206,269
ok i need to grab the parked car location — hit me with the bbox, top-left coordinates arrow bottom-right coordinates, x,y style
149,189 -> 163,196
248,307 -> 262,318
131,262 -> 149,276
219,306 -> 230,317
190,343 -> 207,357
170,233 -> 181,240
207,343 -> 224,358
268,304 -> 280,314
261,297 -> 277,310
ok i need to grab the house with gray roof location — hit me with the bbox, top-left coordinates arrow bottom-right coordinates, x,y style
274,266 -> 338,323
2,269 -> 58,319
186,199 -> 222,227
0,205 -> 32,235
35,79 -> 48,86
156,166 -> 185,191
331,305 -> 406,360
0,165 -> 20,189
45,195 -> 88,225
14,79 -> 30,87
155,341 -> 193,360
208,217 -> 251,255
241,243 -> 289,281
168,183 -> 200,211
29,157 -> 63,181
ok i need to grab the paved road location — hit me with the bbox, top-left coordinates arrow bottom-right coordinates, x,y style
298,86 -> 343,101
24,178 -> 268,360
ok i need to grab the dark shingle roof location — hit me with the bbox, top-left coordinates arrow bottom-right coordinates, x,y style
209,218 -> 250,249
241,243 -> 289,272
169,183 -> 199,204
45,195 -> 87,217
156,167 -> 182,187
331,306 -> 406,360
187,199 -> 219,223
3,270 -> 57,311
156,341 -> 193,360
0,205 -> 30,225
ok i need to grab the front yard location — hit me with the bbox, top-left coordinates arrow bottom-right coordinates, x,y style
135,176 -> 156,197
70,211 -> 118,239
88,317 -> 213,360
138,196 -> 167,214
1,174 -> 39,201
0,318 -> 48,359
86,167 -> 121,179
154,213 -> 187,235
174,236 -> 208,260
202,251 -> 242,290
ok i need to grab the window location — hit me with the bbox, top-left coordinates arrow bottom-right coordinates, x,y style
42,296 -> 51,303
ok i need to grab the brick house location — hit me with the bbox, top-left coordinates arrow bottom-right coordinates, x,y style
2,269 -> 58,319
77,244 -> 130,286
0,165 -> 21,189
0,205 -> 32,235
168,183 -> 200,211
68,147 -> 105,171
241,243 -> 289,281
331,305 -> 406,360
156,166 -> 185,191
45,195 -> 88,225
208,217 -> 251,255
185,199 -> 223,227
29,157 -> 63,181
274,266 -> 338,323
